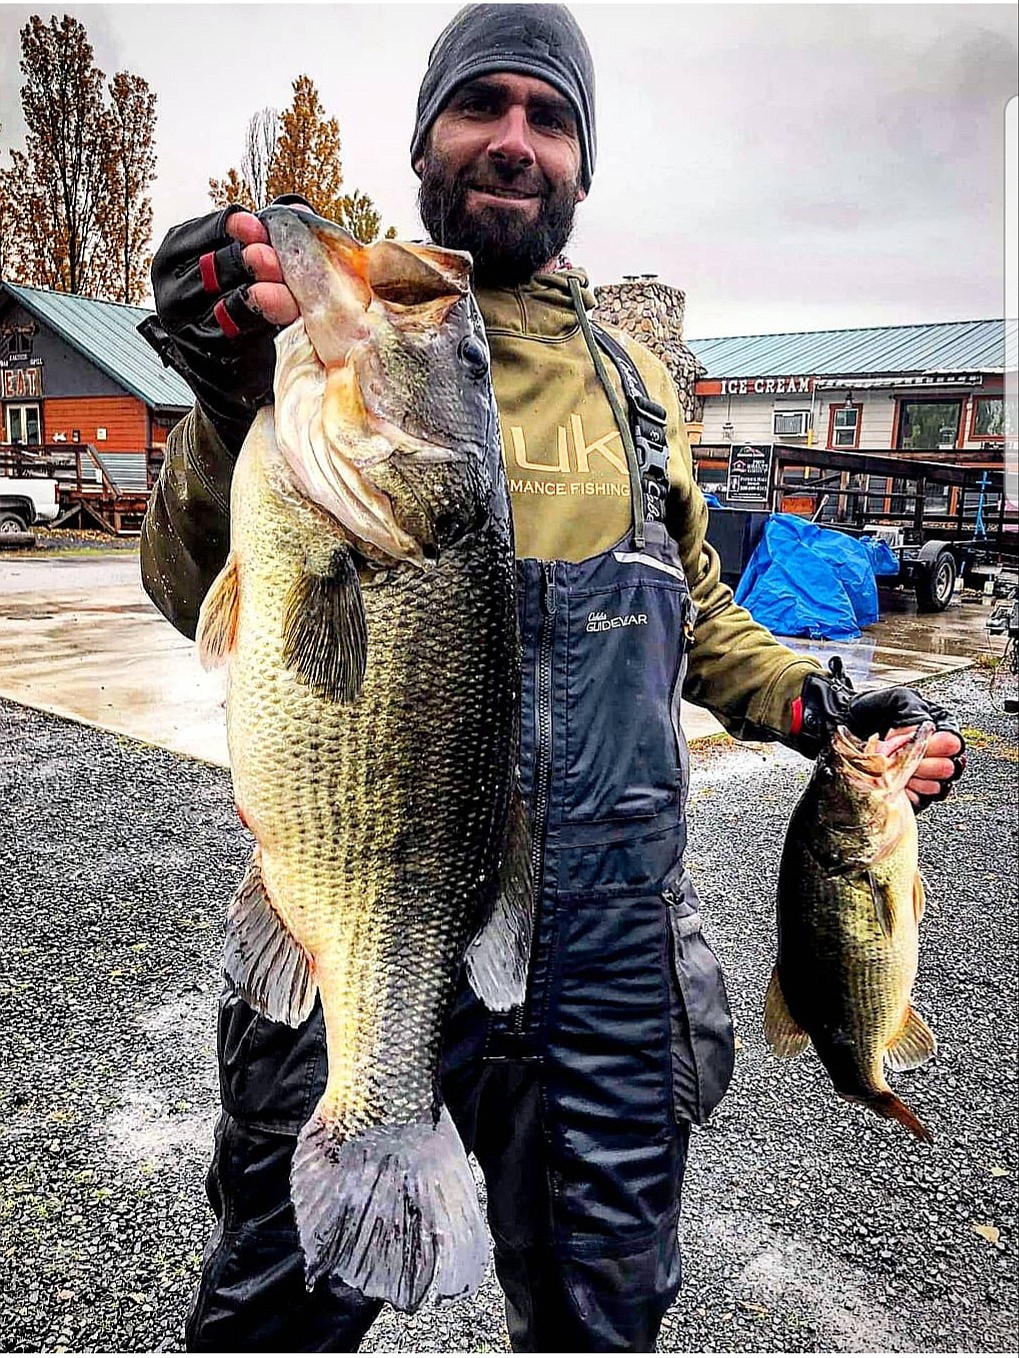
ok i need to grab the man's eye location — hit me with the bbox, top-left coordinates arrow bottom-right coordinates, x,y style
532,110 -> 571,133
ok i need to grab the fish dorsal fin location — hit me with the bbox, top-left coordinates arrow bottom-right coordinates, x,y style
282,547 -> 368,703
196,552 -> 240,668
885,1004 -> 938,1072
369,240 -> 470,307
223,852 -> 318,1027
762,966 -> 810,1058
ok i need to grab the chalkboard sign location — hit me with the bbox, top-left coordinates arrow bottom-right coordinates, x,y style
726,443 -> 774,503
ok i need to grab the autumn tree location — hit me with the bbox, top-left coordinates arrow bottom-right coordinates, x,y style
103,72 -> 158,303
0,130 -> 11,280
0,14 -> 157,300
209,75 -> 396,243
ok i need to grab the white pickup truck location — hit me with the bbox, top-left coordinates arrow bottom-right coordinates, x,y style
0,475 -> 60,533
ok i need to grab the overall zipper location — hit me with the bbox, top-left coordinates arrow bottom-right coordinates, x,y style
512,560 -> 558,1038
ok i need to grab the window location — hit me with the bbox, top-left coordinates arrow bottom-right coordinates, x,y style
896,400 -> 961,451
772,409 -> 810,438
827,403 -> 862,449
4,402 -> 41,444
970,395 -> 1005,441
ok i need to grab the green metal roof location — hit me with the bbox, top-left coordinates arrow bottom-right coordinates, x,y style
0,281 -> 192,410
686,318 -> 1013,380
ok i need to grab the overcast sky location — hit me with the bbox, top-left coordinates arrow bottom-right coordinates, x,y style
1,1 -> 1016,337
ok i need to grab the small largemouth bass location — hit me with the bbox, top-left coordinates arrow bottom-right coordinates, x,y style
197,207 -> 531,1310
764,722 -> 937,1140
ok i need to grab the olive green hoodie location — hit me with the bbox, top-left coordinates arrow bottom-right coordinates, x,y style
140,269 -> 819,741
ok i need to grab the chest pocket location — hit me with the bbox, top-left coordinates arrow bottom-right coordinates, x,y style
561,551 -> 696,824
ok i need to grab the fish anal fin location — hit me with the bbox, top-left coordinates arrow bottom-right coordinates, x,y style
465,785 -> 534,1011
913,873 -> 927,924
283,548 -> 368,703
868,870 -> 896,938
763,966 -> 810,1058
196,553 -> 240,669
885,1004 -> 938,1073
224,853 -> 317,1027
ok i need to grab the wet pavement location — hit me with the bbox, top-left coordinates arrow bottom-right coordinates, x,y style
0,549 -> 994,759
0,552 -> 228,765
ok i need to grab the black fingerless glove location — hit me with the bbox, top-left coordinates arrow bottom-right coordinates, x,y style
791,657 -> 966,811
138,204 -> 280,454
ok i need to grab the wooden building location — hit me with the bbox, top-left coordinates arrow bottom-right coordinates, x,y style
685,318 -> 1011,507
0,281 -> 191,493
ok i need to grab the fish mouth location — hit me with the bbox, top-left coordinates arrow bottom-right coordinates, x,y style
831,721 -> 935,795
263,207 -> 479,565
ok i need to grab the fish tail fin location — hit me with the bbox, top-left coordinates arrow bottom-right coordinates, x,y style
865,1089 -> 933,1143
291,1104 -> 488,1312
466,786 -> 534,1011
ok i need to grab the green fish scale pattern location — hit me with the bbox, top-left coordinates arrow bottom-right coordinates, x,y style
227,427 -> 519,1143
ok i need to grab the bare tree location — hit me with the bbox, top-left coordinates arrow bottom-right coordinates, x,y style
209,107 -> 279,211
244,108 -> 279,209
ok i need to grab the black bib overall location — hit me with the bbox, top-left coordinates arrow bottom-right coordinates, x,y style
186,330 -> 736,1353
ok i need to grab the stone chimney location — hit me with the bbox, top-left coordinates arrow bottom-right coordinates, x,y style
592,276 -> 706,426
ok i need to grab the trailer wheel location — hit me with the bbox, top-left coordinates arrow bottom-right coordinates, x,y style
915,549 -> 956,612
0,510 -> 30,534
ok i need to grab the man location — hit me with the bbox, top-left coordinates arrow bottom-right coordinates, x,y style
139,5 -> 965,1351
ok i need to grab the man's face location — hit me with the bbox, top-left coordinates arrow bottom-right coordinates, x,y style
416,72 -> 587,287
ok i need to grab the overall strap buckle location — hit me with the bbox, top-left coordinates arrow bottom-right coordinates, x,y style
590,324 -> 671,525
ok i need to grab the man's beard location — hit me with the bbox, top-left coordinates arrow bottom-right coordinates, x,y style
417,150 -> 580,287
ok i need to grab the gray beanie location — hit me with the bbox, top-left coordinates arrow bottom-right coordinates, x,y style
410,3 -> 596,191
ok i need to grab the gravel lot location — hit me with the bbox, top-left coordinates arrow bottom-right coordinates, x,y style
1,667 -> 1015,1353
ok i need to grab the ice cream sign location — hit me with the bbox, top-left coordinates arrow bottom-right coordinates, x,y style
696,376 -> 816,396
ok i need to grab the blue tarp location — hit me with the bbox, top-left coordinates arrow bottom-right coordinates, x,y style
860,535 -> 901,577
734,514 -> 883,641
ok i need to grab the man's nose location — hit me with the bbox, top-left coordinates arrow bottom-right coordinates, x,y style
487,105 -> 535,169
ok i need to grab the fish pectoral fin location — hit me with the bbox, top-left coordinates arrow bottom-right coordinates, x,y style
913,873 -> 927,924
223,853 -> 318,1027
867,870 -> 896,938
885,1004 -> 938,1073
465,785 -> 534,1012
282,548 -> 368,703
762,966 -> 810,1058
196,552 -> 241,668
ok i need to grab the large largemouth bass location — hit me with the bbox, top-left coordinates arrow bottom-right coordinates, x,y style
196,207 -> 531,1311
764,722 -> 937,1140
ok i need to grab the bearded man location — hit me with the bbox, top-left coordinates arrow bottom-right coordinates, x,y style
140,5 -> 965,1351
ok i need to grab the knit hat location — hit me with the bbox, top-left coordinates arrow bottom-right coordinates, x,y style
410,3 -> 596,191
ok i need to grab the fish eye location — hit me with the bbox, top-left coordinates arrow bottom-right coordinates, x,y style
457,335 -> 489,380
